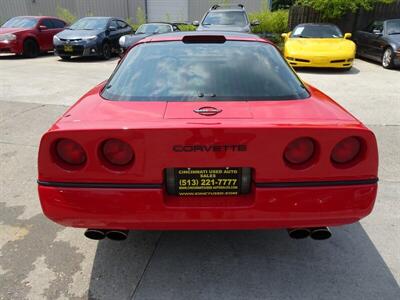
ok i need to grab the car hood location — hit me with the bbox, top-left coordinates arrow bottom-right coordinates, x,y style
0,28 -> 30,35
56,29 -> 103,39
286,38 -> 355,54
198,25 -> 250,32
122,33 -> 151,47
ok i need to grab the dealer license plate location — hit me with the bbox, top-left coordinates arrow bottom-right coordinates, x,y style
166,167 -> 251,196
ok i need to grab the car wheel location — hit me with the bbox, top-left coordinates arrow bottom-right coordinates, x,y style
382,47 -> 395,69
60,55 -> 71,60
23,39 -> 39,58
102,42 -> 111,60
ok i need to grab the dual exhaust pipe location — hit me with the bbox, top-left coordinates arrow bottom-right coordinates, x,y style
85,227 -> 331,241
287,227 -> 332,240
84,229 -> 129,241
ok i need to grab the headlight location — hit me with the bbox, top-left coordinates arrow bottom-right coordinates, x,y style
83,36 -> 97,41
0,33 -> 16,42
53,35 -> 60,43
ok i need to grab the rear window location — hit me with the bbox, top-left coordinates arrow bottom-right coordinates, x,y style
203,11 -> 248,26
102,41 -> 309,102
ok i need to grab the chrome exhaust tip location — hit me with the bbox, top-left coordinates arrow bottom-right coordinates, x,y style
106,230 -> 129,241
310,227 -> 332,240
287,228 -> 311,239
84,229 -> 107,240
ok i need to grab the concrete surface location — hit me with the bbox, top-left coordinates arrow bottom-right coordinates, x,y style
0,53 -> 399,300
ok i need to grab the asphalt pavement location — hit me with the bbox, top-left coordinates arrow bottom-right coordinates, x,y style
0,54 -> 399,300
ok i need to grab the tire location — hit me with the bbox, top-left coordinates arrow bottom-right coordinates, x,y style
23,39 -> 39,58
101,42 -> 111,60
382,47 -> 395,69
60,55 -> 71,60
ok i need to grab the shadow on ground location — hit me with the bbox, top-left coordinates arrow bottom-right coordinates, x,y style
295,66 -> 361,75
56,55 -> 120,63
0,53 -> 54,60
89,224 -> 400,300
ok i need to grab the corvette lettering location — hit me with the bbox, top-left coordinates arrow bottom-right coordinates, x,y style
173,145 -> 247,152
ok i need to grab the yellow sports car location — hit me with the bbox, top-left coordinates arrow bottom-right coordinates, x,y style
282,23 -> 356,70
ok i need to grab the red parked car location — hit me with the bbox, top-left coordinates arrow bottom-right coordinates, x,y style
0,16 -> 66,57
37,32 -> 379,242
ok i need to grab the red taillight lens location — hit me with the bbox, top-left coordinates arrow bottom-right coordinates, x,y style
284,137 -> 315,165
102,139 -> 134,166
331,137 -> 361,164
56,139 -> 86,165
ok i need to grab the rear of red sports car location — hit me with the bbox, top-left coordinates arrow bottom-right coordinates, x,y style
38,32 -> 378,240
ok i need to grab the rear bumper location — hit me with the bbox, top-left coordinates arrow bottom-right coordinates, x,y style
38,180 -> 378,230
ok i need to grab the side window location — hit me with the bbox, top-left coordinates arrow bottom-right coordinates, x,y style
117,20 -> 128,29
41,19 -> 54,29
51,19 -> 65,29
110,20 -> 118,30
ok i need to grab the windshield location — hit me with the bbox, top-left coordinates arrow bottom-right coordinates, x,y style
2,17 -> 38,28
203,11 -> 248,26
387,19 -> 400,35
102,41 -> 309,101
136,24 -> 171,34
70,18 -> 109,30
291,24 -> 343,38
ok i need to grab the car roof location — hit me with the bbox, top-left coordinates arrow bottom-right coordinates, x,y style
208,9 -> 245,12
296,23 -> 338,27
12,16 -> 60,19
138,31 -> 270,44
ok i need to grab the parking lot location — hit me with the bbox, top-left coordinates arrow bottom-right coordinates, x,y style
0,54 -> 399,300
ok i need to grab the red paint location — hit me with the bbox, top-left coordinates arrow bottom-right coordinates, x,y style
0,16 -> 65,55
37,34 -> 379,230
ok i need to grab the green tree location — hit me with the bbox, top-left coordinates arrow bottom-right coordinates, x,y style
136,6 -> 146,24
295,0 -> 396,19
56,6 -> 77,24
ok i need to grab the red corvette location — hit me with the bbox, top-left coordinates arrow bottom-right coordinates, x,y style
38,32 -> 378,241
0,16 -> 66,57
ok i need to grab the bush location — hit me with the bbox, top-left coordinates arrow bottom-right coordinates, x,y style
249,9 -> 289,34
56,6 -> 77,25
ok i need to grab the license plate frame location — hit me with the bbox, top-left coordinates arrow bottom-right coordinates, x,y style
64,45 -> 73,52
165,167 -> 251,196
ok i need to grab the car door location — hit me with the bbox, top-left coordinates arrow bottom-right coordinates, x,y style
363,22 -> 384,61
37,18 -> 56,51
107,20 -> 122,50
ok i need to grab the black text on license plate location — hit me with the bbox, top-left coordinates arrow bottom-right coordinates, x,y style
165,168 -> 251,196
64,45 -> 73,52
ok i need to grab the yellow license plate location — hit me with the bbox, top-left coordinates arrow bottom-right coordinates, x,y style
64,45 -> 73,52
169,167 -> 249,196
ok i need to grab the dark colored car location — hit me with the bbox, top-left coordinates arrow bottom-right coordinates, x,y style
119,22 -> 181,51
53,17 -> 132,60
0,16 -> 66,58
193,4 -> 259,33
354,19 -> 400,69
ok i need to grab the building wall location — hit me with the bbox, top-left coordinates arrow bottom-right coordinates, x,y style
0,0 -> 146,23
0,0 -> 269,24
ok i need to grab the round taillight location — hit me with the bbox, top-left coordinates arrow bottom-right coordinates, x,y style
102,139 -> 134,166
284,137 -> 315,165
331,137 -> 361,164
56,139 -> 86,165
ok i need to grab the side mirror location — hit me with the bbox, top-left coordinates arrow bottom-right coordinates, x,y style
281,33 -> 288,41
39,25 -> 47,30
373,29 -> 382,36
251,20 -> 260,26
344,33 -> 352,39
192,21 -> 199,27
